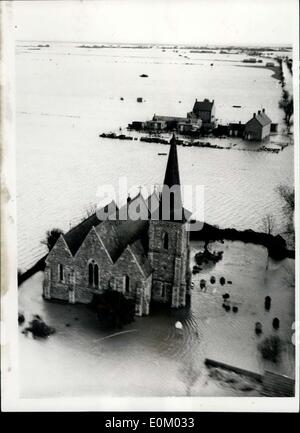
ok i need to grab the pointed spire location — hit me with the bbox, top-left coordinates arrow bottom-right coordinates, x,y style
160,134 -> 184,222
163,133 -> 181,189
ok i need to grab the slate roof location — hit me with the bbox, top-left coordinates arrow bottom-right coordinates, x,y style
129,239 -> 152,277
63,201 -> 118,256
246,111 -> 272,127
95,218 -> 150,264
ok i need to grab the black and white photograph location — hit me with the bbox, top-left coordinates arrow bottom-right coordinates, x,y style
1,0 -> 299,412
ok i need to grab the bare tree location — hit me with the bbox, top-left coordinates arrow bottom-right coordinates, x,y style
81,203 -> 97,221
262,214 -> 275,269
41,228 -> 64,251
276,184 -> 295,248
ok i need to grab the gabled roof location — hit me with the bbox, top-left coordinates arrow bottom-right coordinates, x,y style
128,239 -> 152,278
259,111 -> 272,125
94,218 -> 150,263
63,201 -> 118,256
246,112 -> 272,127
193,98 -> 214,112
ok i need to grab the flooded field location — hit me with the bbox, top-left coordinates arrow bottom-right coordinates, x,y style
16,43 -> 293,270
18,241 -> 295,397
16,42 -> 295,398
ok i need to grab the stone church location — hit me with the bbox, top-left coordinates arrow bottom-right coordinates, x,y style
43,135 -> 192,316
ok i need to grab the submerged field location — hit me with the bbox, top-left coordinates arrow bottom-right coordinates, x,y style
16,42 -> 295,398
16,42 -> 294,270
19,240 -> 295,397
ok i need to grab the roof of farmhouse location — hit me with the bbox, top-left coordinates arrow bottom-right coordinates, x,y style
247,109 -> 272,127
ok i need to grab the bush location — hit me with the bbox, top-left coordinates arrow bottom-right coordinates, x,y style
258,335 -> 281,362
41,228 -> 64,251
26,317 -> 55,338
89,291 -> 135,329
18,313 -> 25,325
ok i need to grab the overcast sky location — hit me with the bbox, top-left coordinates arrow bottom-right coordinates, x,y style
12,0 -> 297,46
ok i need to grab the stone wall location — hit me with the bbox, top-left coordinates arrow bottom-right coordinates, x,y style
148,220 -> 190,306
44,227 -> 151,315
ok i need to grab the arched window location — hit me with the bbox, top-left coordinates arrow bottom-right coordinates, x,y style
88,261 -> 99,287
88,263 -> 93,286
163,232 -> 169,250
94,264 -> 99,287
59,264 -> 64,282
124,275 -> 130,293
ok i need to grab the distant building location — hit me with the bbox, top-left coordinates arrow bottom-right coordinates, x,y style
177,117 -> 202,134
152,115 -> 187,130
188,98 -> 216,128
243,58 -> 256,63
244,109 -> 272,141
228,121 -> 245,138
145,118 -> 167,131
129,121 -> 146,131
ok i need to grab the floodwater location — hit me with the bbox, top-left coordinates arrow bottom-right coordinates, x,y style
16,42 -> 295,398
16,42 -> 294,270
18,241 -> 295,397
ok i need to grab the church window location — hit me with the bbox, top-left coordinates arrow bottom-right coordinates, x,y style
124,275 -> 130,293
94,264 -> 99,287
163,232 -> 169,250
88,261 -> 99,287
88,263 -> 93,286
59,264 -> 64,282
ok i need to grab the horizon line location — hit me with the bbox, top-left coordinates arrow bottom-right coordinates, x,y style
15,39 -> 293,48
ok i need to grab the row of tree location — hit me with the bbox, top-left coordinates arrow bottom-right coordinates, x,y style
276,57 -> 293,129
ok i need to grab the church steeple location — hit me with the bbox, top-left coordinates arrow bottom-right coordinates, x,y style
160,134 -> 184,221
163,133 -> 181,189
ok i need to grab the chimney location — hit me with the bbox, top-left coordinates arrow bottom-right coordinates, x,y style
253,113 -> 256,118
262,108 -> 265,113
258,110 -> 261,115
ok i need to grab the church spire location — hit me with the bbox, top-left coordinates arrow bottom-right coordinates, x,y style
160,134 -> 184,221
163,133 -> 181,189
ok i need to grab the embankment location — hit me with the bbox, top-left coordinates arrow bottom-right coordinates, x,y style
189,222 -> 294,260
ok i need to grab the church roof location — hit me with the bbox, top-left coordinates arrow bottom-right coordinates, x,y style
95,218 -> 149,264
129,239 -> 152,277
63,201 -> 117,256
